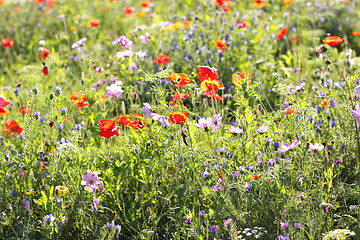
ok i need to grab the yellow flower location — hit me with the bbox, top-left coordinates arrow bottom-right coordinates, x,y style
55,186 -> 70,195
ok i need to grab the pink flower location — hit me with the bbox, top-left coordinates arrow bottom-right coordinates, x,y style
19,168 -> 24,179
195,117 -> 214,131
81,170 -> 101,192
93,191 -> 99,211
352,103 -> 360,126
223,218 -> 233,226
258,125 -> 269,133
309,143 -> 324,151
212,114 -> 222,131
278,140 -> 301,153
289,83 -> 305,94
229,126 -> 243,135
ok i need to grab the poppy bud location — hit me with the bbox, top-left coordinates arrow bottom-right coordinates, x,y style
49,121 -> 54,127
306,142 -> 310,149
326,60 -> 331,65
16,83 -> 22,88
320,46 -> 327,52
49,93 -> 54,100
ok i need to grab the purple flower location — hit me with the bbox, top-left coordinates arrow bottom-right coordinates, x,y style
244,183 -> 252,192
223,218 -> 233,226
280,221 -> 289,229
209,225 -> 218,232
19,168 -> 24,179
289,83 -> 305,94
22,198 -> 30,210
278,140 -> 301,153
278,235 -> 289,240
184,218 -> 192,224
129,62 -> 137,73
142,103 -> 152,118
105,82 -> 124,100
71,37 -> 87,49
294,223 -> 301,229
44,213 -> 56,222
93,191 -> 99,211
213,185 -> 221,192
351,103 -> 360,126
354,85 -> 360,96
112,36 -> 133,49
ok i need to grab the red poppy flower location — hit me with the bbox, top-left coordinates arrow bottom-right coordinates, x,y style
169,111 -> 188,124
69,91 -> 90,108
250,175 -> 260,180
232,72 -> 252,85
200,79 -> 223,92
97,119 -> 119,138
168,73 -> 190,87
170,92 -> 189,106
197,66 -> 218,82
215,39 -> 226,51
322,36 -> 343,47
129,119 -> 146,129
124,6 -> 134,17
284,106 -> 297,114
2,38 -> 14,47
254,0 -> 265,8
2,120 -> 23,137
42,65 -> 49,75
183,19 -> 190,27
88,20 -> 99,27
215,0 -> 227,6
277,27 -> 288,40
154,54 -> 171,66
237,20 -> 250,29
17,106 -> 32,114
39,48 -> 50,59
282,0 -> 293,6
0,97 -> 10,114
119,115 -> 131,126
321,100 -> 328,106
203,90 -> 222,101
352,32 -> 360,36
141,1 -> 149,7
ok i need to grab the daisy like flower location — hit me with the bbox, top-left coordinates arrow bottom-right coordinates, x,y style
309,143 -> 324,151
278,140 -> 301,153
195,117 -> 214,131
81,170 -> 101,192
212,114 -> 222,131
229,126 -> 243,135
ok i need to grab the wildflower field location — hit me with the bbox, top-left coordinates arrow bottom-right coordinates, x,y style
1,0 -> 360,239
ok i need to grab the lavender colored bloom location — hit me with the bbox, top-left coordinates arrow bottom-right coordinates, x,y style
289,83 -> 305,94
184,218 -> 192,224
199,211 -> 204,217
39,116 -> 47,122
278,235 -> 289,240
19,133 -> 25,139
31,85 -> 39,93
112,36 -> 133,49
294,223 -> 301,229
107,221 -> 115,229
195,117 -> 214,131
22,198 -> 30,210
34,110 -> 40,117
93,191 -> 99,211
351,104 -> 360,126
213,185 -> 221,192
56,124 -> 63,130
244,183 -> 252,192
81,170 -> 101,192
209,225 -> 218,232
58,14 -> 66,19
10,190 -> 16,196
45,213 -> 56,222
71,37 -> 87,49
60,107 -> 67,113
106,82 -> 124,100
212,114 -> 222,131
142,103 -> 152,118
13,87 -> 20,94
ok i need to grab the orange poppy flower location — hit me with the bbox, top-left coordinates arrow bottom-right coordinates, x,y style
168,73 -> 191,87
154,54 -> 171,66
352,31 -> 360,37
141,1 -> 149,7
250,175 -> 260,180
119,115 -> 131,126
39,48 -> 50,59
215,39 -> 226,51
0,0 -> 4,5
322,36 -> 343,47
197,66 -> 218,82
129,119 -> 146,129
200,79 -> 223,92
69,92 -> 90,108
203,90 -> 222,101
18,106 -> 32,114
0,97 -> 10,114
215,0 -> 227,6
277,27 -> 288,40
232,72 -> 252,85
254,0 -> 265,8
170,92 -> 189,106
88,20 -> 99,27
2,38 -> 14,47
282,0 -> 293,6
124,6 -> 134,17
321,100 -> 328,106
2,120 -> 23,137
97,119 -> 119,138
169,111 -> 188,124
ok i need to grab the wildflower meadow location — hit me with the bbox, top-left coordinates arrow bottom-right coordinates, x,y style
1,0 -> 360,239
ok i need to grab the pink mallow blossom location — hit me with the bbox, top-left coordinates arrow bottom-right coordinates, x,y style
229,126 -> 243,135
278,140 -> 301,153
258,125 -> 269,133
